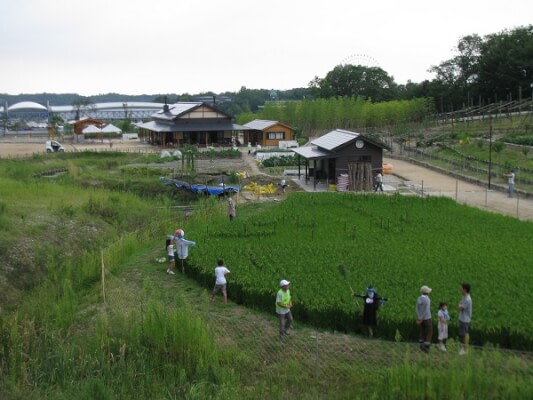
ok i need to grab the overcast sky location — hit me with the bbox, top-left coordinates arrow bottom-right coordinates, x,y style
1,0 -> 531,96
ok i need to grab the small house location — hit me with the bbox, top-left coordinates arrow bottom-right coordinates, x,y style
292,129 -> 389,191
242,119 -> 295,147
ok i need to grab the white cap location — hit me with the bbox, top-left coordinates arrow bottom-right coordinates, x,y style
279,279 -> 290,287
420,285 -> 432,294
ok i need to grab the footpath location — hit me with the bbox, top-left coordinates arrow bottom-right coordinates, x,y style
273,151 -> 532,221
384,157 -> 533,221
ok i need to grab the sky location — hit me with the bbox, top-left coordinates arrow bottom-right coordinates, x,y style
1,0 -> 532,96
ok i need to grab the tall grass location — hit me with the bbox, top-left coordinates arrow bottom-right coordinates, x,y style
376,347 -> 533,399
0,220 -> 236,399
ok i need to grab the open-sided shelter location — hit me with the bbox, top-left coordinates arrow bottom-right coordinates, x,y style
101,123 -> 122,134
137,102 -> 248,147
292,129 -> 389,191
242,119 -> 295,147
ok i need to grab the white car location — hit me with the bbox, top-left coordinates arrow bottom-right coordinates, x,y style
45,140 -> 65,153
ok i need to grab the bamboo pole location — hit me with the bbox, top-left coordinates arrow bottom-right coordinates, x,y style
101,249 -> 106,304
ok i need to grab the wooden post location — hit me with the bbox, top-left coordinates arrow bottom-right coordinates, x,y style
101,250 -> 106,304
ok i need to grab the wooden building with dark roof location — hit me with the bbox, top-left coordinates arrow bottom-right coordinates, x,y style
137,102 -> 248,147
292,129 -> 389,191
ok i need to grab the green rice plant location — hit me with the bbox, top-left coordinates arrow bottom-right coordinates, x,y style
185,192 -> 533,349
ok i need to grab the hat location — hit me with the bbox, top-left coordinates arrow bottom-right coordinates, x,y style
420,285 -> 432,294
366,285 -> 375,292
175,229 -> 184,237
279,279 -> 290,287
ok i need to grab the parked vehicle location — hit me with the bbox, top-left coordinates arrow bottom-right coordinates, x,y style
45,140 -> 65,153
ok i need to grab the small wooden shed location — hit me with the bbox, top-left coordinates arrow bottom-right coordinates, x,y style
292,129 -> 389,191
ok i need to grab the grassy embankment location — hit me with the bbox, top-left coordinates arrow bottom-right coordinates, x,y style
0,152 -> 532,399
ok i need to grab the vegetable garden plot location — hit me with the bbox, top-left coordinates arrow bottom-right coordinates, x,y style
186,192 -> 533,350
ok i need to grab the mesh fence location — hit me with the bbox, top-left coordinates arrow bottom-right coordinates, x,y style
100,244 -> 533,394
202,310 -> 533,386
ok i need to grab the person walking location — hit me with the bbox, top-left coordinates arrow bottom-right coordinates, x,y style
227,195 -> 236,221
173,229 -> 196,274
279,178 -> 287,193
437,302 -> 450,352
374,171 -> 384,193
458,283 -> 472,355
210,259 -> 230,304
505,170 -> 515,197
276,279 -> 293,338
416,285 -> 433,353
354,285 -> 387,337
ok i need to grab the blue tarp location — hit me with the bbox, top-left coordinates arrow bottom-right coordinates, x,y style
163,179 -> 239,196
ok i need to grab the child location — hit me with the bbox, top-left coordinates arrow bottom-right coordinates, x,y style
210,259 -> 230,304
166,238 -> 175,275
437,302 -> 450,352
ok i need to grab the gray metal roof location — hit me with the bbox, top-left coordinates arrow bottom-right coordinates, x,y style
137,120 -> 248,133
292,146 -> 332,160
311,129 -> 361,151
242,119 -> 278,130
153,102 -> 203,118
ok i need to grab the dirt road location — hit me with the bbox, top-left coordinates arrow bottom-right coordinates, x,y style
384,157 -> 533,221
0,138 -> 155,158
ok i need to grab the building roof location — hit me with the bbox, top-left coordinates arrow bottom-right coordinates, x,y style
138,120 -> 249,133
292,146 -> 332,160
242,119 -> 294,131
82,125 -> 102,133
51,102 -> 165,113
311,129 -> 361,151
153,102 -> 203,118
101,124 -> 122,133
7,101 -> 48,111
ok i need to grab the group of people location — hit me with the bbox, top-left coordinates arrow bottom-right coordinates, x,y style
164,231 -> 473,350
416,283 -> 472,354
275,280 -> 474,352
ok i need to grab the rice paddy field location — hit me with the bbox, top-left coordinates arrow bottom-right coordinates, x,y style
185,192 -> 533,350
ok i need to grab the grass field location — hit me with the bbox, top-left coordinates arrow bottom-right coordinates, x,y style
1,152 -> 533,399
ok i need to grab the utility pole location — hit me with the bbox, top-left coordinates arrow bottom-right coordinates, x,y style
488,117 -> 493,190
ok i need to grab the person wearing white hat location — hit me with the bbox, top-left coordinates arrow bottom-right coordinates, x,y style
276,279 -> 293,338
416,285 -> 433,353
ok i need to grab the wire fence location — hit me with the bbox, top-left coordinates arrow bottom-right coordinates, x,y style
202,310 -> 533,385
400,146 -> 533,190
99,243 -> 533,396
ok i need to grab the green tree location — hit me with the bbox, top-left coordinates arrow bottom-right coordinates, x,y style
477,25 -> 533,102
309,64 -> 398,102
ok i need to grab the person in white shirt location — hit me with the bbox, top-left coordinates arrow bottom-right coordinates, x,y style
374,171 -> 384,193
210,259 -> 230,304
458,283 -> 473,355
505,170 -> 515,197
